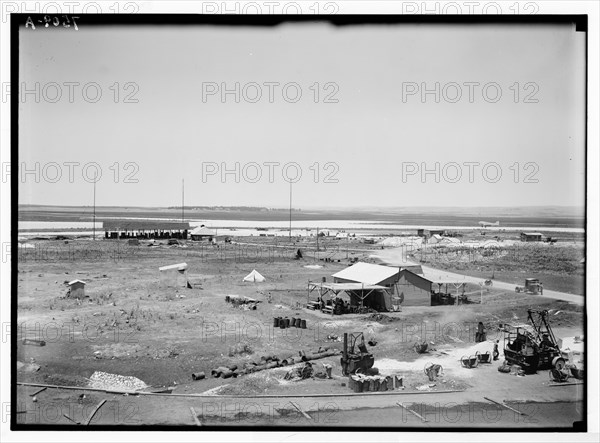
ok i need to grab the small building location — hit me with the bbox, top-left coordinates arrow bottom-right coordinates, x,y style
67,279 -> 86,298
438,237 -> 461,246
428,234 -> 443,245
417,229 -> 445,238
190,226 -> 217,241
520,232 -> 543,242
159,262 -> 189,288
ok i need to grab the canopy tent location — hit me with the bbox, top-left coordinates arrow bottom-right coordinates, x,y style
307,281 -> 396,313
243,269 -> 266,283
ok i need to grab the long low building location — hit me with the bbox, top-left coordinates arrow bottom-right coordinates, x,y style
103,220 -> 189,240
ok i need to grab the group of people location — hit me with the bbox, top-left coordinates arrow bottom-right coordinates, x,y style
316,296 -> 353,315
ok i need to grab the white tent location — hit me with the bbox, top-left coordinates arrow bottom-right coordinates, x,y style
243,269 -> 265,283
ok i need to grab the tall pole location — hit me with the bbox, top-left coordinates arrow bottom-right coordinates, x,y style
92,175 -> 96,241
182,179 -> 185,222
289,180 -> 292,242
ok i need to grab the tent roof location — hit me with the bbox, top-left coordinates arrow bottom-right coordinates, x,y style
243,269 -> 265,282
332,262 -> 399,285
191,226 -> 215,235
68,279 -> 86,286
310,282 -> 387,292
159,262 -> 188,271
400,269 -> 467,286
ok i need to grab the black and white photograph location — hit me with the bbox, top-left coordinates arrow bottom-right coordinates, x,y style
2,1 -> 598,439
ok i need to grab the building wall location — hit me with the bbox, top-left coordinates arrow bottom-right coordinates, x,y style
397,272 -> 432,307
69,283 -> 85,298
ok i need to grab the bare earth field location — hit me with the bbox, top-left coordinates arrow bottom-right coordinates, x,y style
412,232 -> 585,295
15,238 -> 585,429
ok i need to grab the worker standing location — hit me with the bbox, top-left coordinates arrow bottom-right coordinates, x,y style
493,340 -> 499,360
476,322 -> 486,342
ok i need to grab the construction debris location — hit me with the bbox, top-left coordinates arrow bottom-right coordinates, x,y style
226,295 -> 260,310
424,363 -> 443,381
22,338 -> 46,346
88,371 -> 147,391
17,361 -> 41,372
213,348 -> 340,381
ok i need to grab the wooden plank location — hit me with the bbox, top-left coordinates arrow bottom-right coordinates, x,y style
83,399 -> 107,425
190,407 -> 202,426
63,414 -> 80,425
483,396 -> 525,415
397,402 -> 428,422
29,387 -> 47,397
548,382 -> 583,387
289,401 -> 312,421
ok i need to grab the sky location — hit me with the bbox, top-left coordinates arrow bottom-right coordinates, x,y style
17,21 -> 586,209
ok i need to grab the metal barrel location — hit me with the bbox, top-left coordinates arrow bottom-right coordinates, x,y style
191,372 -> 205,380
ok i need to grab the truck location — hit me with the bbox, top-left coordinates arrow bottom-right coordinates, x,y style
515,278 -> 543,295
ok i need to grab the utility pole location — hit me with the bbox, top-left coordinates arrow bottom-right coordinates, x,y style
346,232 -> 349,259
92,174 -> 96,241
182,179 -> 185,222
289,180 -> 292,242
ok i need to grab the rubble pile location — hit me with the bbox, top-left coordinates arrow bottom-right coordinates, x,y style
88,371 -> 148,391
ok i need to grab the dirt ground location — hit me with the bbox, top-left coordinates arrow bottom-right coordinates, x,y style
412,231 -> 585,295
15,237 -> 585,428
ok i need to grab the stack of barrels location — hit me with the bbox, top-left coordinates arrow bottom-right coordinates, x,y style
348,374 -> 403,393
274,316 -> 307,329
